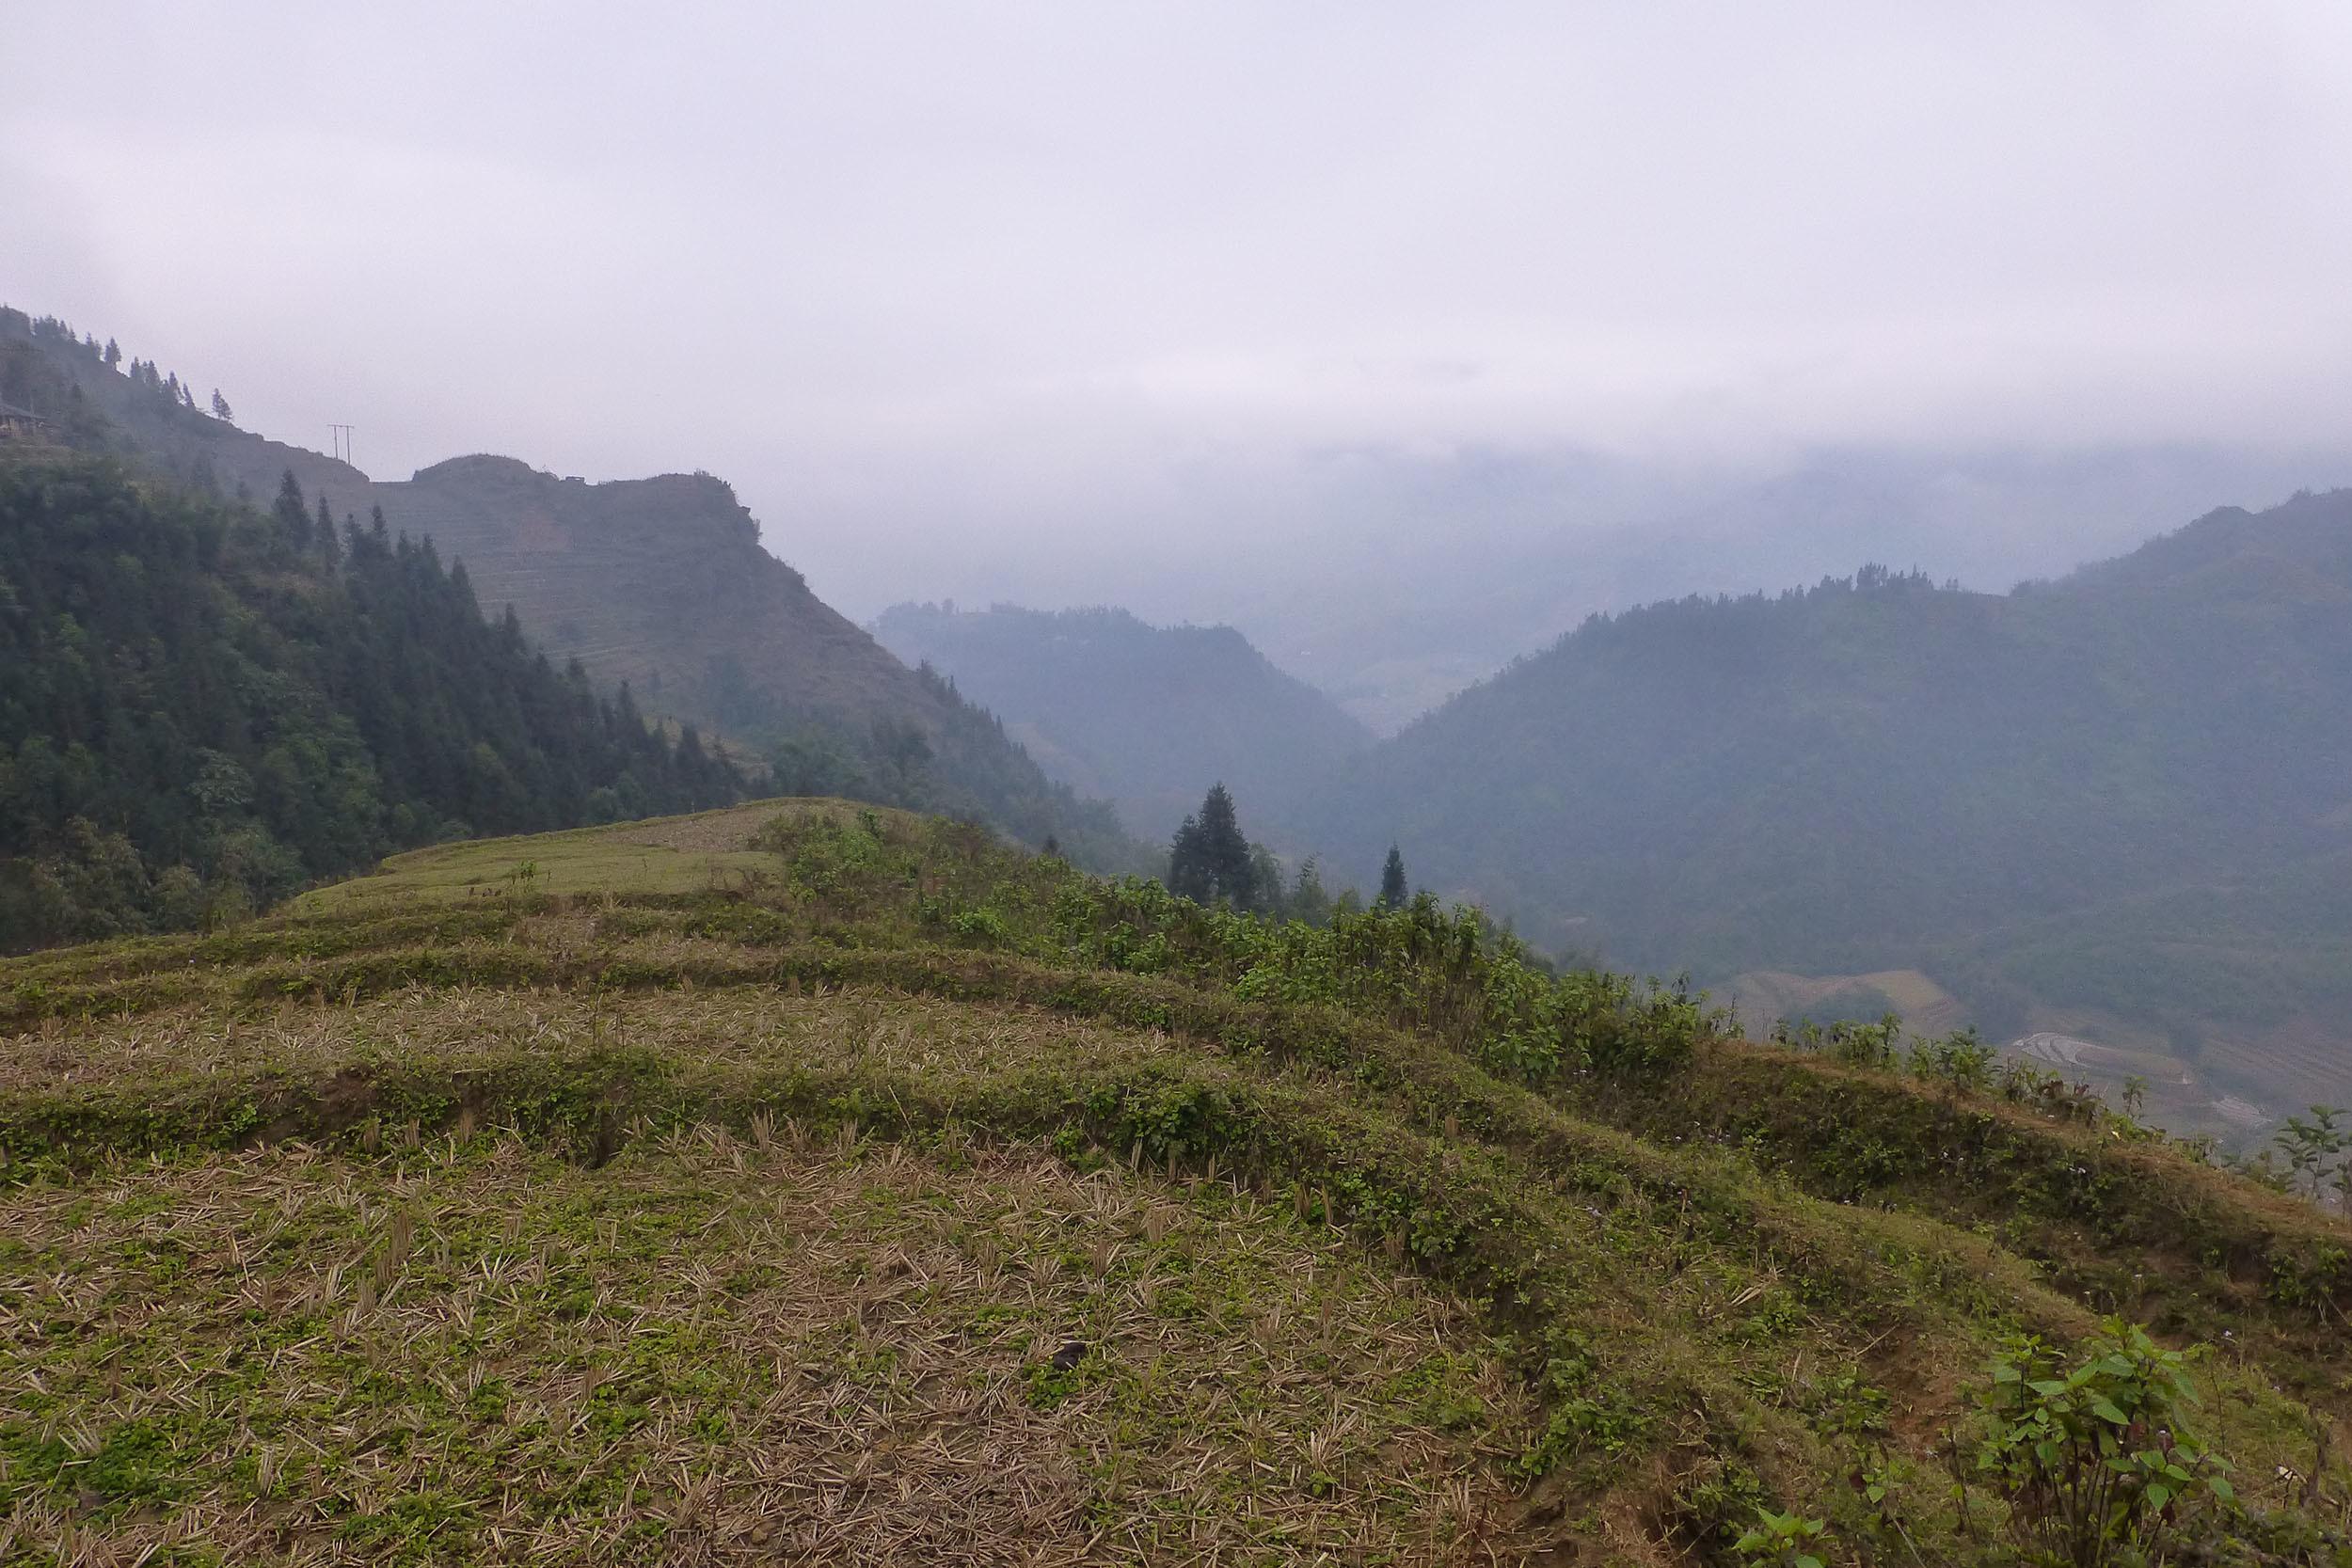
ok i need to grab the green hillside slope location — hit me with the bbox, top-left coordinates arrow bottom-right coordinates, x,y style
3,800 -> 2347,1562
0,308 -> 1142,872
0,453 -> 738,950
1297,497 -> 2352,1139
872,602 -> 1371,838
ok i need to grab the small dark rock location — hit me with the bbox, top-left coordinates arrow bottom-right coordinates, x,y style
1050,1339 -> 1088,1372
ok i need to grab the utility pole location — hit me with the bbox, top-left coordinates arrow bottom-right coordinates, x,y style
328,424 -> 356,466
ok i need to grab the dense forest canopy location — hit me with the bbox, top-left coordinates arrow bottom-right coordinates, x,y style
0,455 -> 739,947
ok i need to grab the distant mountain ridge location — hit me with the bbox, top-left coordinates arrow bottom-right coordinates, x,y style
1014,441 -> 2349,735
872,602 -> 1371,839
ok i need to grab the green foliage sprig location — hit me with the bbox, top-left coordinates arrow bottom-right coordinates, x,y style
2273,1107 -> 2350,1212
1731,1507 -> 1827,1568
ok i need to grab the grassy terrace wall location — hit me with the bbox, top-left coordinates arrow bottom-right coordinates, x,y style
4,800 -> 2348,1564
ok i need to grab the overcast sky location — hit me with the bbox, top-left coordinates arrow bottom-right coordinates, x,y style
8,2 -> 2352,623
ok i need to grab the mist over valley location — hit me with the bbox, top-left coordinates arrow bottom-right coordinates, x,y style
7,8 -> 2352,1560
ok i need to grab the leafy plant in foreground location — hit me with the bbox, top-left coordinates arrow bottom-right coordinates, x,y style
1971,1319 -> 2233,1567
1731,1507 -> 1827,1568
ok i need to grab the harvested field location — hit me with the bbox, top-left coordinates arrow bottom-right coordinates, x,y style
0,1134 -> 1532,1565
4,800 -> 2349,1563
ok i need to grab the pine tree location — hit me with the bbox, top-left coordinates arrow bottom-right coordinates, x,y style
1378,845 -> 1408,911
1168,784 -> 1256,908
1168,814 -> 1207,900
1201,784 -> 1256,907
103,339 -> 119,369
1248,843 -> 1285,918
271,470 -> 311,551
211,389 -> 233,422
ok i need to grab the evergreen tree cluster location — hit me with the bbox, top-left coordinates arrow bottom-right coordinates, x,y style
5,309 -> 104,369
0,456 -> 739,948
0,308 -> 213,420
0,308 -> 195,453
1165,781 -> 1396,926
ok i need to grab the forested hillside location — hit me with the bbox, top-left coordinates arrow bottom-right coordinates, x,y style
1300,493 -> 2352,1133
0,454 -> 739,947
0,308 -> 1143,873
872,602 -> 1369,836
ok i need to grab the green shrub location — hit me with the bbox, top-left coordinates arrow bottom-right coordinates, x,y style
1046,878 -> 1718,1087
948,907 -> 1011,947
1970,1319 -> 2234,1567
1908,1026 -> 1996,1096
1773,1012 -> 1901,1069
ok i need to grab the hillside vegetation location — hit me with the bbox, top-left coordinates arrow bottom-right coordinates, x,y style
873,602 -> 1371,838
0,308 -> 1141,874
4,800 -> 2348,1563
0,453 -> 738,951
1295,496 -> 2352,1138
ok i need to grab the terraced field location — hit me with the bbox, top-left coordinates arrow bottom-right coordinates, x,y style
4,801 -> 2349,1564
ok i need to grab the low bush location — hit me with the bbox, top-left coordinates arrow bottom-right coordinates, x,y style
1967,1318 -> 2235,1567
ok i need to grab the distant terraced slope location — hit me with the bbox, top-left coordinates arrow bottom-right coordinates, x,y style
337,455 -> 919,731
